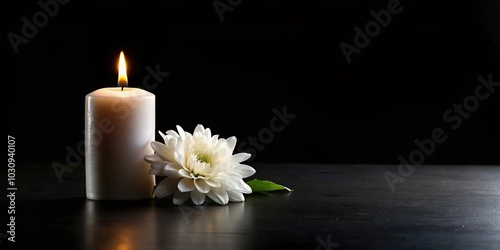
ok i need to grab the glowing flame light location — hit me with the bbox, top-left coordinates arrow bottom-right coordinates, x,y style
118,51 -> 128,87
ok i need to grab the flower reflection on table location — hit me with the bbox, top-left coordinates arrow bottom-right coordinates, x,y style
83,199 -> 252,250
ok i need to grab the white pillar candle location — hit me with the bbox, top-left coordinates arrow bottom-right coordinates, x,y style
85,51 -> 155,200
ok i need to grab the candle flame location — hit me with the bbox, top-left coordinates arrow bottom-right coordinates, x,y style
118,51 -> 128,87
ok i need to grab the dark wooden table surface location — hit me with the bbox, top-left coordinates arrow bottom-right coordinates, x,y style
2,163 -> 500,250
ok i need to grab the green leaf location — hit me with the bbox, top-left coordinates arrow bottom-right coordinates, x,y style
246,179 -> 293,193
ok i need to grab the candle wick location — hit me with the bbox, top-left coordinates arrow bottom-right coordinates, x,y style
121,85 -> 124,91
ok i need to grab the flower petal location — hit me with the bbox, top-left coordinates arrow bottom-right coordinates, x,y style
173,190 -> 190,205
154,177 -> 180,198
149,162 -> 168,171
176,125 -> 186,141
178,168 -> 191,178
226,136 -> 237,152
214,138 -> 227,152
194,124 -> 210,138
162,164 -> 182,178
205,178 -> 220,188
210,134 -> 219,146
158,130 -> 167,140
222,178 -> 238,191
227,190 -> 245,202
173,151 -> 185,167
207,188 -> 229,205
144,153 -> 162,164
144,154 -> 168,171
150,140 -> 167,153
236,164 -> 256,178
231,153 -> 251,163
237,179 -> 253,194
178,178 -> 195,192
166,129 -> 179,138
167,138 -> 177,151
194,179 -> 210,194
190,190 -> 206,205
150,141 -> 173,162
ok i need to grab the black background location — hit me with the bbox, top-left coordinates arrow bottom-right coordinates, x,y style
5,0 -> 500,166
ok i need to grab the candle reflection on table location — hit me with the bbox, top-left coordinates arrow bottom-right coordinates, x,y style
83,200 -> 159,250
82,199 -> 253,250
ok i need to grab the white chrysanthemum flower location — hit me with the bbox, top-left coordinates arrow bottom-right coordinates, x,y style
144,124 -> 256,205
